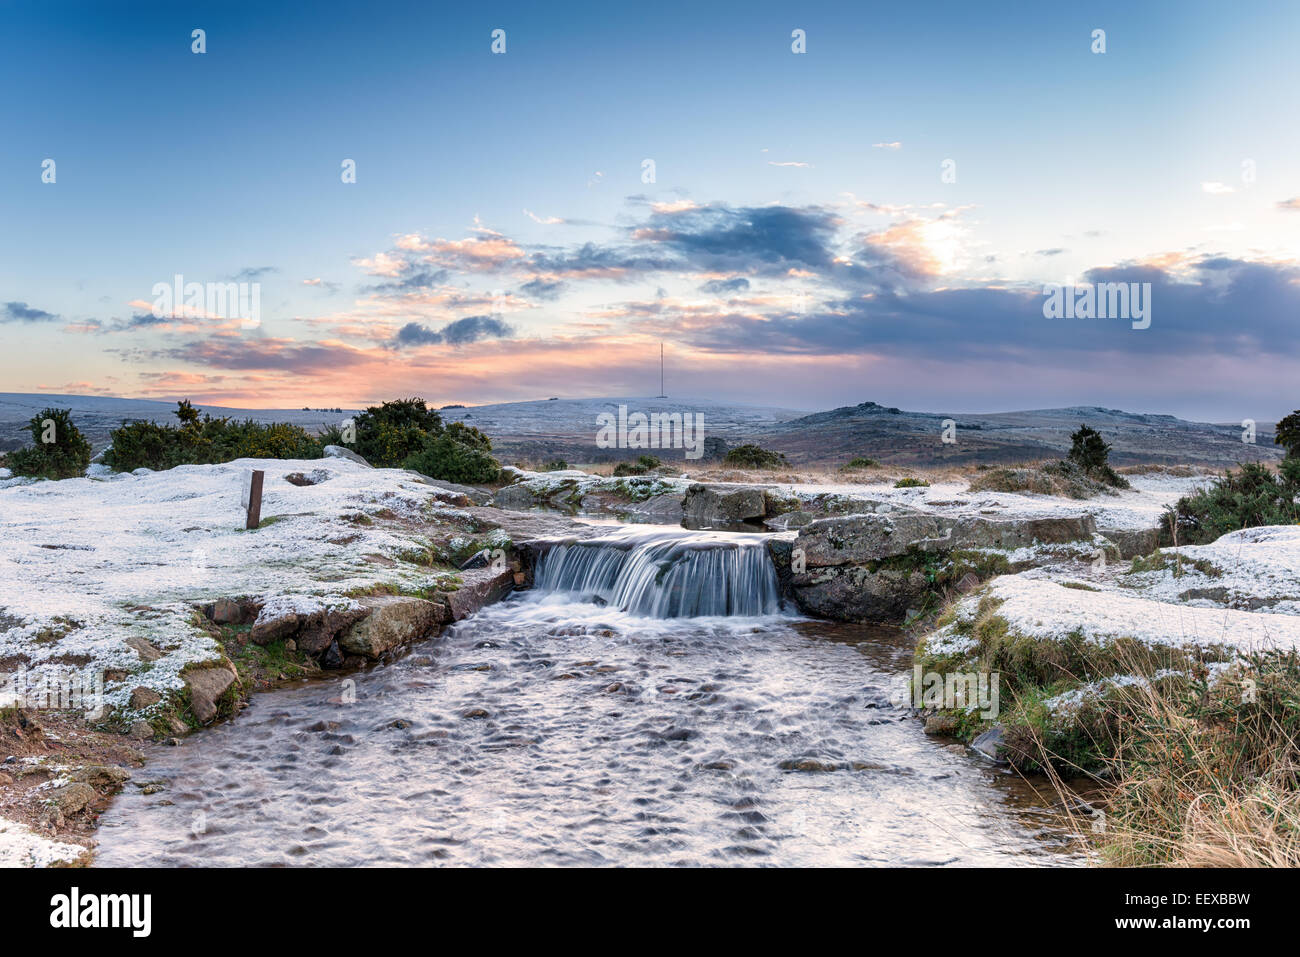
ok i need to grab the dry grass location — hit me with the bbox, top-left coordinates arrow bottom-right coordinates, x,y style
1032,642 -> 1300,868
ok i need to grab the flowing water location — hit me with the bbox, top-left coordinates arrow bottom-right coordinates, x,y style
95,526 -> 1083,866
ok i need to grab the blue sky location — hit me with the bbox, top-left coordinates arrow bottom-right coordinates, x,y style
1,0 -> 1297,419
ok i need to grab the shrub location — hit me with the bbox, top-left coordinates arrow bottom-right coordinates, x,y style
724,444 -> 787,469
103,401 -> 323,472
402,427 -> 500,484
7,408 -> 92,480
539,459 -> 568,472
968,459 -> 1124,499
1171,459 -> 1300,544
1276,410 -> 1300,459
1067,424 -> 1128,487
841,457 -> 879,470
894,477 -> 929,488
612,462 -> 647,476
351,398 -> 444,468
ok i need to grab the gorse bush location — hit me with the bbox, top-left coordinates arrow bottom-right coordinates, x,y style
724,444 -> 787,469
841,457 -> 879,470
401,422 -> 500,484
611,455 -> 661,477
1171,459 -> 1300,544
103,400 -> 323,472
350,397 -> 444,468
7,408 -> 92,480
335,399 -> 500,483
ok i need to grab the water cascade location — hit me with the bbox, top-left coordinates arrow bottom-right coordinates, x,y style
531,527 -> 782,618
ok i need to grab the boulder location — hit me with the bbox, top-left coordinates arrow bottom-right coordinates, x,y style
128,686 -> 161,710
123,635 -> 164,662
182,662 -> 239,725
70,765 -> 131,790
294,607 -> 369,655
797,512 -> 1096,569
323,445 -> 371,467
209,596 -> 252,625
623,491 -> 685,522
446,566 -> 515,620
681,484 -> 766,525
1100,526 -> 1161,559
340,596 -> 446,658
249,600 -> 365,652
970,726 -> 1008,763
791,511 -> 1096,622
764,510 -> 816,531
42,782 -> 97,825
492,483 -> 543,510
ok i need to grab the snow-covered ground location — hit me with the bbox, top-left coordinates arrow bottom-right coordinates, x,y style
923,519 -> 1300,722
984,575 -> 1300,652
1116,525 -> 1300,614
772,471 -> 1211,533
0,457 -> 476,712
0,817 -> 87,867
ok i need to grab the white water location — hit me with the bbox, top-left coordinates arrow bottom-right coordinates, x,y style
532,526 -> 783,618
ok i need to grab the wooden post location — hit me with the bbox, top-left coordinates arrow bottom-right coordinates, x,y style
245,470 -> 264,530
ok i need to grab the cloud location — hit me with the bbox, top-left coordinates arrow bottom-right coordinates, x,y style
699,277 -> 751,294
2,300 -> 59,322
632,203 -> 841,274
872,142 -> 902,150
1035,248 -> 1067,256
768,161 -> 812,168
524,209 -> 564,225
1277,197 -> 1300,211
1201,182 -> 1235,195
393,315 -> 514,349
519,277 -> 567,300
229,266 -> 278,281
666,255 -> 1300,363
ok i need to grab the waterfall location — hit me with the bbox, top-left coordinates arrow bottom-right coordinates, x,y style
531,527 -> 782,618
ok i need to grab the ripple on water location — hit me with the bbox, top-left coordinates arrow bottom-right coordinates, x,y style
95,595 -> 1085,867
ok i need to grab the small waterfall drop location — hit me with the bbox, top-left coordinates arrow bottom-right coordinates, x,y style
531,527 -> 782,618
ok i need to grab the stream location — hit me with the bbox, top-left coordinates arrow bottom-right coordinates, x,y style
95,525 -> 1083,866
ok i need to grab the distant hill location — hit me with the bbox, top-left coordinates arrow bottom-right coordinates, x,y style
0,393 -> 1281,468
753,402 -> 1282,467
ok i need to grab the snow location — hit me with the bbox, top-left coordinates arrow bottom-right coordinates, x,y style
1117,525 -> 1300,610
771,471 -> 1212,534
0,816 -> 87,868
986,573 -> 1300,653
0,458 -> 467,711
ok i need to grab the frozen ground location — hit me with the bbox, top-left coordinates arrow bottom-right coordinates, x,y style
0,457 -> 477,713
0,817 -> 87,867
771,471 -> 1211,533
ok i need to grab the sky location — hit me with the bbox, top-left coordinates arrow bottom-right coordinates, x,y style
0,0 -> 1297,420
